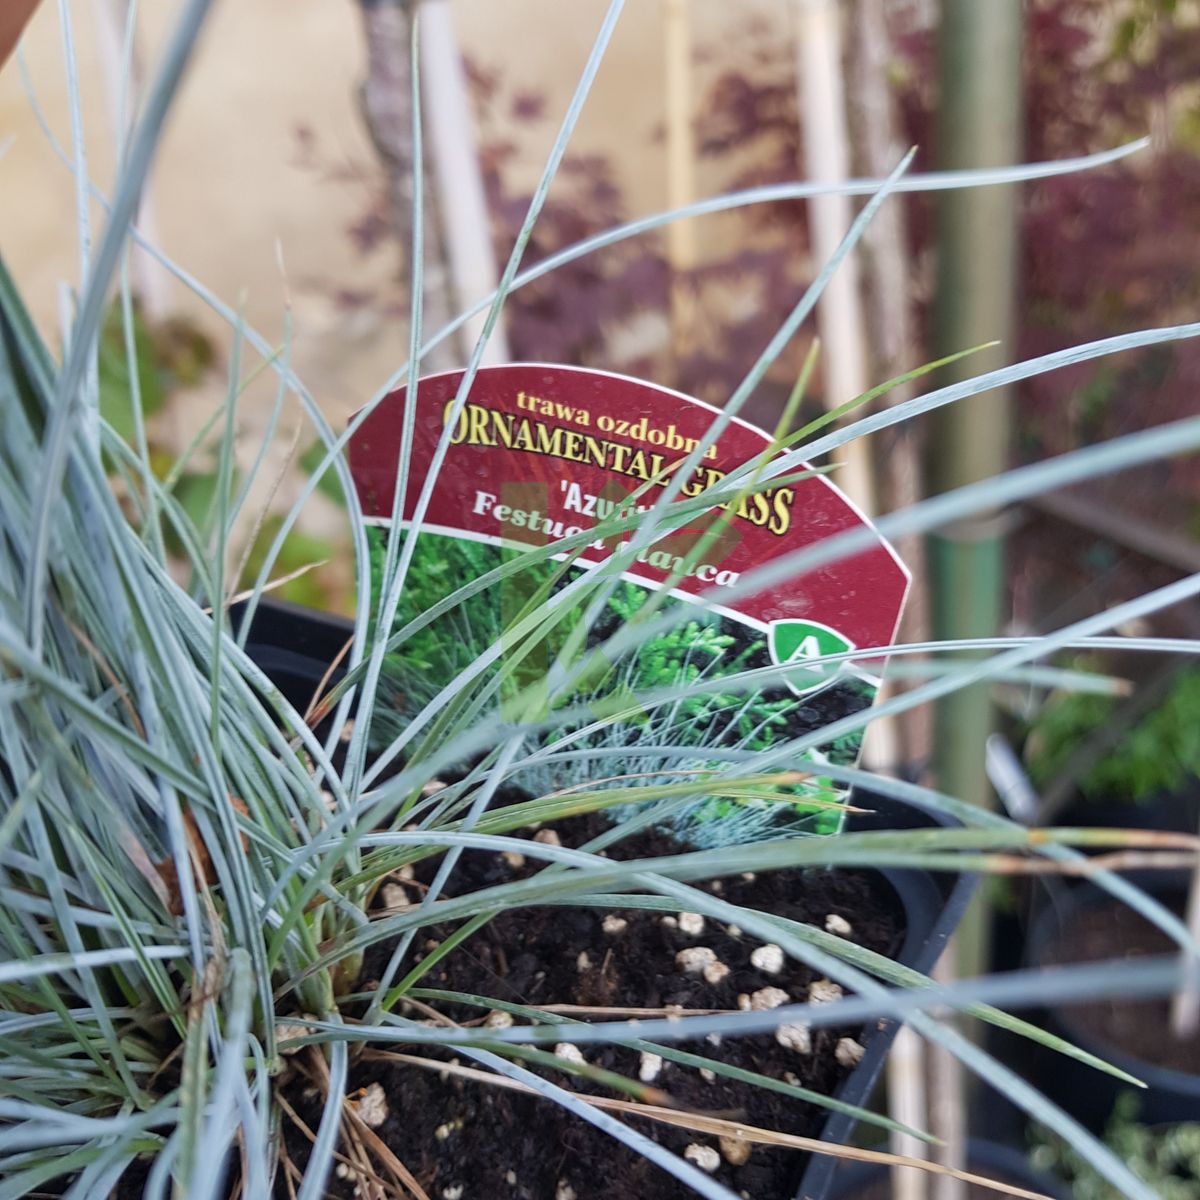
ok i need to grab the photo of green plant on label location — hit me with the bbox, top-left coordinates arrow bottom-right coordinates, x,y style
349,364 -> 909,841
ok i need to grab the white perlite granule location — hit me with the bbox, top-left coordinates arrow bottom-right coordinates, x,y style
702,960 -> 730,985
749,986 -> 790,1011
354,1082 -> 388,1128
775,1023 -> 812,1054
554,1042 -> 585,1065
638,1051 -> 663,1082
684,1144 -> 721,1173
824,913 -> 853,936
808,979 -> 843,1005
720,1135 -> 752,1166
534,829 -> 562,846
275,1018 -> 316,1055
750,943 -> 785,975
675,947 -> 718,975
835,1037 -> 866,1067
381,882 -> 408,909
484,1009 -> 514,1029
678,912 -> 705,936
556,1183 -> 578,1200
602,914 -> 628,935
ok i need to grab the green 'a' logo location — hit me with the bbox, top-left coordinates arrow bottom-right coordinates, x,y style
768,619 -> 855,696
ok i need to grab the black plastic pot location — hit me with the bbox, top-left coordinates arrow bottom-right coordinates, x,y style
236,599 -> 977,1200
822,1137 -> 1068,1200
232,596 -> 354,718
1021,884 -> 1200,1131
796,800 -> 977,1200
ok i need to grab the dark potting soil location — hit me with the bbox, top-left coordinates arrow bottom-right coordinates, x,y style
1040,899 -> 1200,1075
281,813 -> 906,1200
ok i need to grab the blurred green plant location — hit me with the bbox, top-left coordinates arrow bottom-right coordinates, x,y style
1025,666 -> 1200,801
97,302 -> 168,442
1032,1094 -> 1200,1200
96,300 -> 336,608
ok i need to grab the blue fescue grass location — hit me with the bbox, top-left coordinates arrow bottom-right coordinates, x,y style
3,4 -> 1200,1198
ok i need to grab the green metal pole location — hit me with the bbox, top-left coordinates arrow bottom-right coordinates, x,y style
929,0 -> 1023,985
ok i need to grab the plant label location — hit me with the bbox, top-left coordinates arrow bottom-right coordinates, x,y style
349,365 -> 909,839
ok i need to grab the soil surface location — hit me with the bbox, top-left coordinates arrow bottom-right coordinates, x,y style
282,813 -> 907,1200
1039,897 -> 1200,1074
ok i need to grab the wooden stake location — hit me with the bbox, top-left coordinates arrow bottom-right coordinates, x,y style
419,0 -> 510,365
929,949 -> 968,1200
663,0 -> 697,369
887,1025 -> 931,1200
1170,849 -> 1200,1038
792,0 -> 875,515
848,0 -> 933,778
359,0 -> 460,372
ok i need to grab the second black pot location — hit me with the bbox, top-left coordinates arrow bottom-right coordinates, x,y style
1020,883 -> 1200,1131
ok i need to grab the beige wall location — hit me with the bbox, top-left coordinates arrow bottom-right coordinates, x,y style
1,0 -> 788,421
0,0 -> 794,607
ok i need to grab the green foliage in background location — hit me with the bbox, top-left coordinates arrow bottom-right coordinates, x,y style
97,302 -> 167,441
301,437 -> 349,505
95,300 -> 335,607
1032,1095 -> 1200,1200
242,514 -> 335,609
1025,665 -> 1200,801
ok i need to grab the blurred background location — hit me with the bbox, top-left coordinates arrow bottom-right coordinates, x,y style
3,1 -> 1196,617
6,0 -> 1199,775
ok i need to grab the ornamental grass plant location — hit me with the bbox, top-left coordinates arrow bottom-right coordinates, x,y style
5,3 -> 1200,1199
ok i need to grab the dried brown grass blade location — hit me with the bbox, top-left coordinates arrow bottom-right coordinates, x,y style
225,420 -> 304,610
979,850 -> 1198,875
66,618 -> 145,736
302,632 -> 355,726
276,1055 -> 402,1198
217,559 -> 330,615
342,1105 -> 433,1200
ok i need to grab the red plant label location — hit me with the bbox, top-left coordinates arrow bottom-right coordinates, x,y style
349,364 -> 909,839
